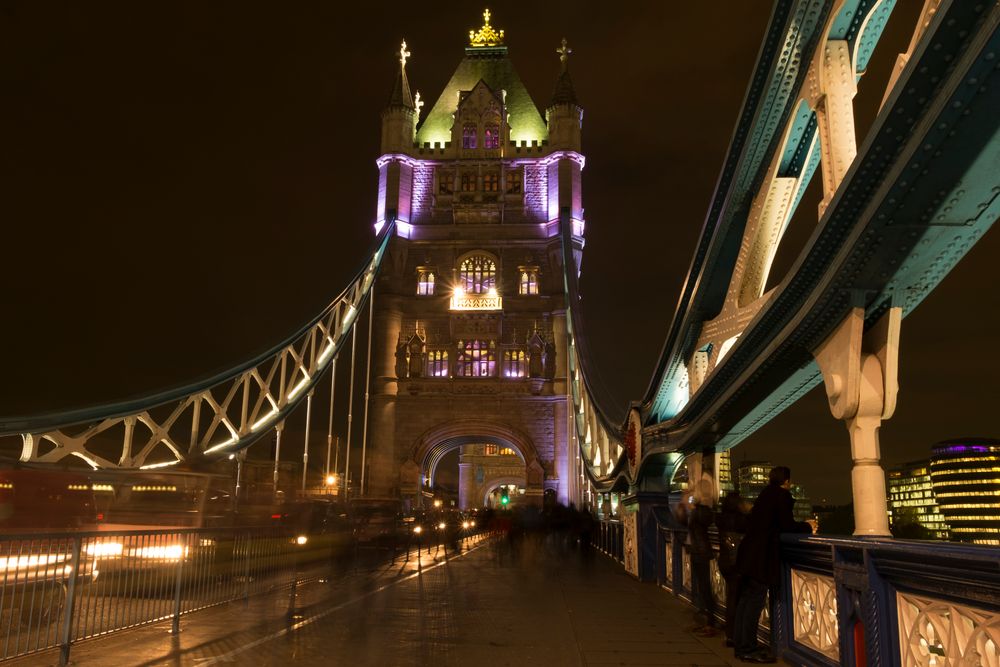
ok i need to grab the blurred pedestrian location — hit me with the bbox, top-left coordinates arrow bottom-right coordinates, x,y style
732,466 -> 813,663
716,490 -> 750,646
687,480 -> 718,637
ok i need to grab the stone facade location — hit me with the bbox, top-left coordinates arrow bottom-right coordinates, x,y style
366,22 -> 584,509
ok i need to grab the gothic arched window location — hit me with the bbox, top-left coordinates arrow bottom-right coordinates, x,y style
417,270 -> 435,296
426,350 -> 448,377
504,349 -> 528,377
484,123 -> 500,149
462,124 -> 477,149
458,255 -> 497,294
457,339 -> 496,377
518,269 -> 539,295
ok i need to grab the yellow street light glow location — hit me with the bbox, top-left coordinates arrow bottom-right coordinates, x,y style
413,525 -> 423,534
296,535 -> 308,546
462,521 -> 470,529
433,499 -> 443,508
325,474 -> 337,486
437,522 -> 446,530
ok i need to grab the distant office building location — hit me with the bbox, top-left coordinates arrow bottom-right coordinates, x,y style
930,438 -> 1000,545
887,460 -> 949,539
736,461 -> 771,503
717,450 -> 735,496
736,461 -> 811,520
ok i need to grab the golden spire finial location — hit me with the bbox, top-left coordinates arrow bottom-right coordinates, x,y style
469,8 -> 505,47
399,40 -> 411,68
557,38 -> 572,68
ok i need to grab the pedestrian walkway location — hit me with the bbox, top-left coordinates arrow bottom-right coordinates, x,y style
21,537 -> 761,666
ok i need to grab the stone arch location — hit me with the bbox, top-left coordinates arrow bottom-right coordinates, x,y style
403,419 -> 543,507
480,475 -> 528,507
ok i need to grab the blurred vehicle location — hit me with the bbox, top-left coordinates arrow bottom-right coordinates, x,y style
270,499 -> 353,564
350,498 -> 404,548
0,469 -> 100,531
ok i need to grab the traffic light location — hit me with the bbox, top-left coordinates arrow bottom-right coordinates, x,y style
500,489 -> 509,506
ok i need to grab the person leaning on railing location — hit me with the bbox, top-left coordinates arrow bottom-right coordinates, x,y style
732,466 -> 815,664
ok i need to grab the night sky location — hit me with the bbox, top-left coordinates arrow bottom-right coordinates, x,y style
3,2 -> 998,504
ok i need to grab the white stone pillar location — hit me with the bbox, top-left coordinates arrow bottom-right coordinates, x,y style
813,307 -> 901,536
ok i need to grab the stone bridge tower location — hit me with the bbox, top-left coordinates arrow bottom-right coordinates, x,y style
366,11 -> 585,509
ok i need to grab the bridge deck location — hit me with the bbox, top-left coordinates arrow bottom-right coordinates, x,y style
31,537 -> 757,666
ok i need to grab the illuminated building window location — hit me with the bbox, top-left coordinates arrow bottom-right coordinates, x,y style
499,447 -> 515,456
457,339 -> 495,377
483,172 -> 499,192
462,124 -> 477,149
461,172 -> 476,192
506,169 -> 522,194
518,269 -> 539,295
458,255 -> 496,294
438,171 -> 454,195
426,350 -> 448,377
416,271 -> 435,296
484,444 -> 515,456
504,349 -> 528,377
484,124 -> 500,149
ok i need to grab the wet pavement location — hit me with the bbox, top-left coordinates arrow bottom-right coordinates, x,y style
17,535 -> 757,666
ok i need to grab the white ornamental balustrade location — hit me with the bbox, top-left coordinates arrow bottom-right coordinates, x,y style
897,591 -> 1000,667
790,568 -> 839,661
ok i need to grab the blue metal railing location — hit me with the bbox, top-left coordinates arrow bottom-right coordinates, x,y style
653,523 -> 1000,665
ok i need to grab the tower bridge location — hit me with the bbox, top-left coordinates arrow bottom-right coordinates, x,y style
1,3 -> 998,665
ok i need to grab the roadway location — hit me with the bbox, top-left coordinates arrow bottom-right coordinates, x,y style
16,536 -> 757,666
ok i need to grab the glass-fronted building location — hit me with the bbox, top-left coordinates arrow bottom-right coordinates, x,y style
887,460 -> 949,539
929,438 -> 1000,545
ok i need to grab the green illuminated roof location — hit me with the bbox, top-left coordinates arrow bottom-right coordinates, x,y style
415,47 -> 547,146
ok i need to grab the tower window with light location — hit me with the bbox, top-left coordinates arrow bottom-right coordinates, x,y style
457,339 -> 496,377
426,350 -> 448,377
504,349 -> 528,377
459,255 -> 497,294
483,172 -> 499,192
417,270 -> 435,296
518,268 -> 539,295
484,123 -> 500,149
461,172 -> 476,192
462,124 -> 477,149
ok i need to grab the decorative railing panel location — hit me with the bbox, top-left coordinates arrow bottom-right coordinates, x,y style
790,568 -> 839,661
897,591 -> 1000,667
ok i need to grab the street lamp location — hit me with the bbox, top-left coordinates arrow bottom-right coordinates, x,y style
433,499 -> 443,508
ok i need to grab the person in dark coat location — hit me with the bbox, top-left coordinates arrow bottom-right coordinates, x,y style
687,480 -> 718,636
716,490 -> 750,646
732,466 -> 813,663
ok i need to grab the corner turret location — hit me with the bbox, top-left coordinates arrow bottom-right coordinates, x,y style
546,39 -> 583,151
381,41 -> 417,154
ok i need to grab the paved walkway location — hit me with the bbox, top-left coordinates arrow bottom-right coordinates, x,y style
23,537 -> 753,666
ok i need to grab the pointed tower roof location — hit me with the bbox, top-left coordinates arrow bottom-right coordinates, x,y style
387,40 -> 415,109
415,10 -> 547,145
549,38 -> 579,107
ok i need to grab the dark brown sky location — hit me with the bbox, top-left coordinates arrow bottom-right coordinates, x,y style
2,2 -> 997,503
